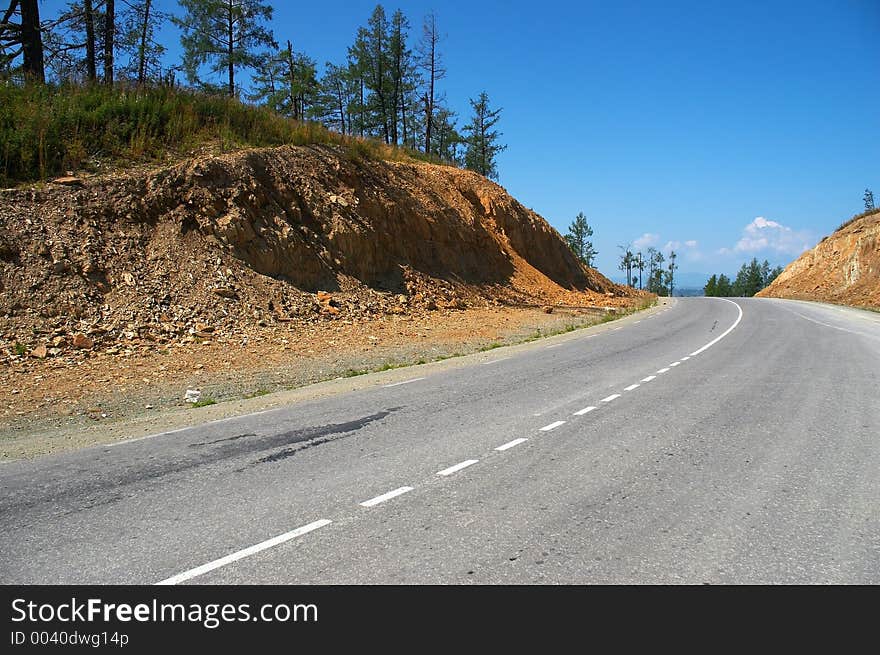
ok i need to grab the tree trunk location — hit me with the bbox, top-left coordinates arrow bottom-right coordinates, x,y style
425,40 -> 434,153
335,81 -> 345,135
19,0 -> 44,83
226,1 -> 234,96
137,0 -> 151,85
286,40 -> 296,119
103,0 -> 114,85
84,0 -> 96,83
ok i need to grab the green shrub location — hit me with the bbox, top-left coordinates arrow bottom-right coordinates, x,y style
0,83 -> 435,186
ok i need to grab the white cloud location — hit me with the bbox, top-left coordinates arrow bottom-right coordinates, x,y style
732,217 -> 814,255
663,239 -> 699,252
633,233 -> 659,250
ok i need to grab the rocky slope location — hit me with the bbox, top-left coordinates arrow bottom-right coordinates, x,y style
757,209 -> 880,308
0,144 -> 633,362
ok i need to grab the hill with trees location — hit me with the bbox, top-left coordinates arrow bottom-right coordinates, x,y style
704,259 -> 784,297
0,1 -> 506,186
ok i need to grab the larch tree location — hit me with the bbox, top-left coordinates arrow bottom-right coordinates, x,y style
349,5 -> 393,143
564,212 -> 598,267
704,274 -> 718,297
0,0 -> 45,82
117,0 -> 166,85
175,0 -> 276,97
665,250 -> 678,296
102,0 -> 113,84
417,11 -> 444,154
463,91 -> 505,179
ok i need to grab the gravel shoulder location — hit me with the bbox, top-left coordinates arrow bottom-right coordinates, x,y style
1,300 -> 656,460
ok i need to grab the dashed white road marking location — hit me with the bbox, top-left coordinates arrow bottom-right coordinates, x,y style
573,406 -> 597,416
624,384 -> 640,391
436,460 -> 479,476
601,394 -> 621,403
156,519 -> 332,585
669,362 -> 681,367
613,327 -> 623,331
360,486 -> 414,507
633,320 -> 641,324
545,343 -> 562,349
481,357 -> 511,365
384,377 -> 426,388
496,438 -> 528,451
540,420 -> 566,432
681,356 -> 690,361
657,367 -> 670,374
641,375 -> 656,382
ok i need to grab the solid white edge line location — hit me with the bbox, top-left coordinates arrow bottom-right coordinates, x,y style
690,299 -> 743,356
641,375 -> 656,382
383,377 -> 426,388
437,459 -> 479,476
360,486 -> 414,507
624,384 -> 640,391
601,394 -> 621,403
156,519 -> 332,585
540,420 -> 566,432
495,438 -> 528,451
573,406 -> 597,416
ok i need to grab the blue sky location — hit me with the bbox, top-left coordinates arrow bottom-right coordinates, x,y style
39,0 -> 880,282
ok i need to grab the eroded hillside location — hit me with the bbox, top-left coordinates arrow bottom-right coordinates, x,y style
758,209 -> 880,308
0,144 -> 631,359
0,145 -> 646,454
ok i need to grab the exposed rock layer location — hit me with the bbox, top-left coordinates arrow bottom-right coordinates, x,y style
0,144 -> 633,356
758,209 -> 880,308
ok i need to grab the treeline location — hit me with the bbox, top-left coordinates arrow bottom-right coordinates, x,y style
617,246 -> 678,296
0,1 -> 506,179
562,215 -> 679,296
704,258 -> 783,297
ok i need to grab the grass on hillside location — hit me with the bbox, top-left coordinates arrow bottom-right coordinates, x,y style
836,207 -> 880,233
0,83 -> 434,186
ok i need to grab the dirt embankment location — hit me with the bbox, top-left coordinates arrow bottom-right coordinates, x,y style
757,209 -> 880,308
0,144 -> 645,454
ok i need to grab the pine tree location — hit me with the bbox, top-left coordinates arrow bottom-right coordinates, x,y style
618,246 -> 635,286
349,5 -> 393,142
0,0 -> 45,82
417,12 -> 445,154
704,274 -> 718,297
315,61 -> 359,135
716,274 -> 733,296
564,212 -> 597,267
463,91 -> 506,179
430,105 -> 461,162
116,0 -> 166,85
635,252 -> 645,290
732,262 -> 749,296
666,250 -> 678,296
102,0 -> 113,84
175,0 -> 276,97
647,249 -> 666,294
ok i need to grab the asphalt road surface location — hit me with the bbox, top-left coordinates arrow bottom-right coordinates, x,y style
2,297 -> 878,584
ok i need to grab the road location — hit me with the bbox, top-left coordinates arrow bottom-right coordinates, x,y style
1,297 -> 878,584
